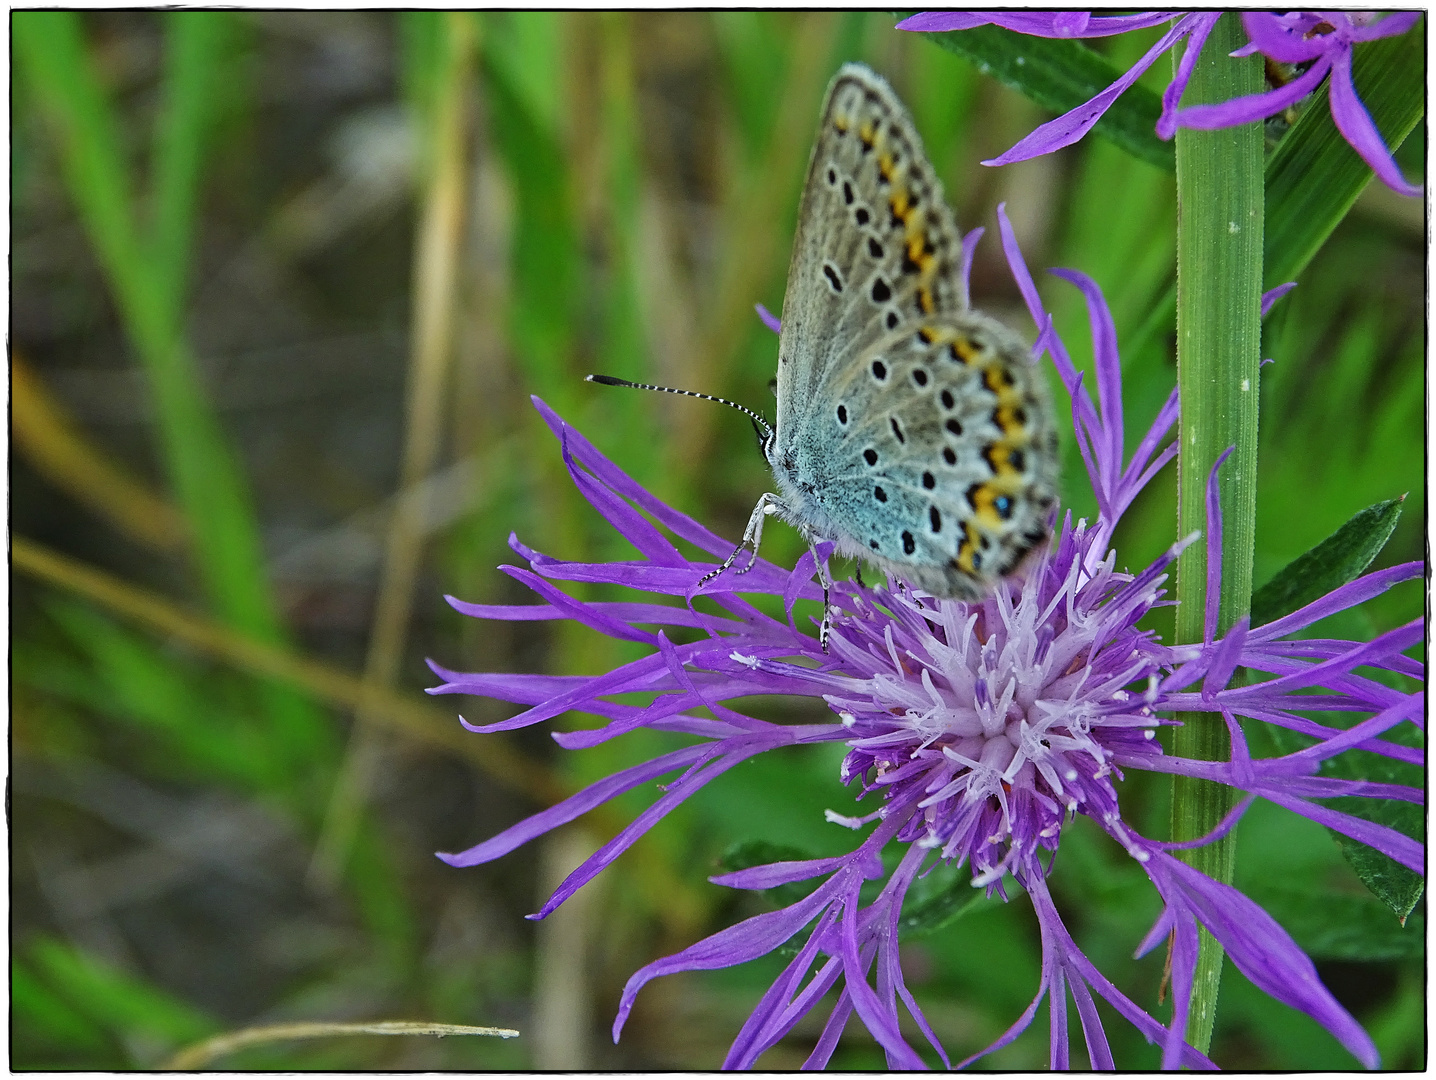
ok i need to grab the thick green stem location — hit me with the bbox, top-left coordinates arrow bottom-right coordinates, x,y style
1171,14 -> 1264,1053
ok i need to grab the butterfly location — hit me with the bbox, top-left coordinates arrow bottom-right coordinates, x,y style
592,63 -> 1058,648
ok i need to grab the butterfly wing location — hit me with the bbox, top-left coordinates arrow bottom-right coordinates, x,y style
774,64 -> 968,429
790,312 -> 1060,598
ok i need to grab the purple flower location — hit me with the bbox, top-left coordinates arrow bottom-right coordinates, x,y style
428,209 -> 1422,1068
896,11 -> 1423,195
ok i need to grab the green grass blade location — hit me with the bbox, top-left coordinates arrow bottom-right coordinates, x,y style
149,12 -> 243,318
1171,14 -> 1266,1053
28,937 -> 217,1065
13,14 -> 149,324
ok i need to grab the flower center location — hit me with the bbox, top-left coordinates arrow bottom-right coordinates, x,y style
826,540 -> 1170,885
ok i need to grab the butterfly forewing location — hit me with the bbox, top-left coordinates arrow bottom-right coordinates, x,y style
776,65 -> 967,420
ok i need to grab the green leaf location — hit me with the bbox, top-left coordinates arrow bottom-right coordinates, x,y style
897,861 -> 985,939
1252,885 -> 1424,961
1333,808 -> 1424,921
14,12 -> 332,770
150,12 -> 244,321
1325,718 -> 1425,921
1264,19 -> 1425,288
713,11 -> 795,159
1251,497 -> 1405,626
910,22 -> 1175,170
31,598 -> 294,795
1265,717 -> 1423,920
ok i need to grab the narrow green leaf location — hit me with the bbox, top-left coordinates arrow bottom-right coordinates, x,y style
910,23 -> 1175,170
1250,498 -> 1405,626
16,13 -> 332,777
1264,20 -> 1425,288
1264,717 -> 1423,921
712,11 -> 795,159
1332,801 -> 1424,921
31,598 -> 284,792
150,12 -> 241,319
13,13 -> 149,323
479,20 -> 581,398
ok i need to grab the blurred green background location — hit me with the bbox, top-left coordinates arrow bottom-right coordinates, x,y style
11,10 -> 1423,1069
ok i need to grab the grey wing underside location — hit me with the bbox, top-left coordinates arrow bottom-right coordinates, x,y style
774,64 -> 968,431
786,315 -> 1059,597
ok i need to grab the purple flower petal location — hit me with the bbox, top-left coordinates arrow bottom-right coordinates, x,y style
1349,11 -> 1422,42
755,302 -> 781,335
1143,851 -> 1380,1067
437,743 -> 708,868
1202,446 -> 1235,643
1250,562 -> 1422,639
897,11 -> 1178,38
983,21 -> 1189,165
1239,11 -> 1334,64
1157,13 -> 1221,138
1328,49 -> 1423,196
1261,281 -> 1298,316
957,225 -> 984,308
1177,55 -> 1333,131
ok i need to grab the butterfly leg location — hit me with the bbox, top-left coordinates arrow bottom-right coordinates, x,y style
698,492 -> 782,587
812,548 -> 834,652
790,524 -> 836,651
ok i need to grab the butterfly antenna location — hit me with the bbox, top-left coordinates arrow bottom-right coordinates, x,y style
586,374 -> 774,440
